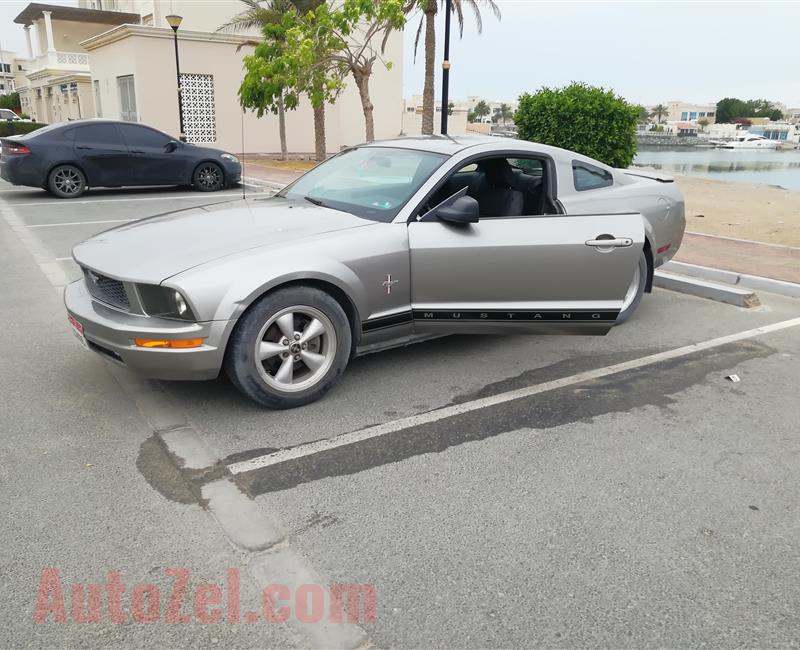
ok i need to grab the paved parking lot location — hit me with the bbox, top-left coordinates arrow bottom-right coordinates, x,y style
2,178 -> 799,648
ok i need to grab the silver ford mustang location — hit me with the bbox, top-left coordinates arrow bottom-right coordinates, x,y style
64,136 -> 685,408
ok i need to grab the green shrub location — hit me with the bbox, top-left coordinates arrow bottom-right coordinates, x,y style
0,92 -> 20,111
0,122 -> 48,137
514,82 -> 639,168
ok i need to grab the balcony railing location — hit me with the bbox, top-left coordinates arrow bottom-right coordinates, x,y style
27,50 -> 90,75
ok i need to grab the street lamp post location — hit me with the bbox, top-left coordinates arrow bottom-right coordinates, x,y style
440,0 -> 453,135
165,14 -> 186,142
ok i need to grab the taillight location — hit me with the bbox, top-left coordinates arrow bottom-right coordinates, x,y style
2,142 -> 31,155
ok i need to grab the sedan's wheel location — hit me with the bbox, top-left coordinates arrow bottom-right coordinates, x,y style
616,251 -> 648,325
193,162 -> 224,192
224,287 -> 351,409
48,165 -> 86,199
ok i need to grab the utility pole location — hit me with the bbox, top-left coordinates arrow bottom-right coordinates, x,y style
440,0 -> 452,134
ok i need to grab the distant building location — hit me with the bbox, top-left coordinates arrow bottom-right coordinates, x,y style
401,96 -> 468,135
0,49 -> 18,95
665,100 -> 717,124
786,108 -> 800,124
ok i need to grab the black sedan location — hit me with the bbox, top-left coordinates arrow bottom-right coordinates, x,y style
0,119 -> 242,198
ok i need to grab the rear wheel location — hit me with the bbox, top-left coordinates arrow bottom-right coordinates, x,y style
224,287 -> 351,409
193,162 -> 224,192
48,164 -> 86,198
616,251 -> 648,325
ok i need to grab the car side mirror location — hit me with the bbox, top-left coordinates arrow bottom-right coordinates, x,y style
165,140 -> 180,153
435,195 -> 479,224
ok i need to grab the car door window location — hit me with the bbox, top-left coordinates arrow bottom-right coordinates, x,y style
572,161 -> 613,191
75,123 -> 123,148
118,124 -> 172,150
426,155 -> 550,219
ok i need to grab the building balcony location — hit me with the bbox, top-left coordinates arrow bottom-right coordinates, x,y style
28,50 -> 90,75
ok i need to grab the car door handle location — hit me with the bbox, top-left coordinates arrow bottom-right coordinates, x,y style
130,149 -> 144,154
76,145 -> 92,150
585,237 -> 633,248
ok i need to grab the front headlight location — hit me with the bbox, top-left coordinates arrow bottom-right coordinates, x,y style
136,285 -> 196,321
220,153 -> 239,163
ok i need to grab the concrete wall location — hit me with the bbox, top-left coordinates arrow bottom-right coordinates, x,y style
85,25 -> 404,153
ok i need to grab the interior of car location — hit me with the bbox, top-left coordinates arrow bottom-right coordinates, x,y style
423,155 -> 557,219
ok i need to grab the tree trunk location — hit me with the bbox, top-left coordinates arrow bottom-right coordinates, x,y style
312,100 -> 326,162
277,95 -> 288,161
353,69 -> 375,142
421,1 -> 437,136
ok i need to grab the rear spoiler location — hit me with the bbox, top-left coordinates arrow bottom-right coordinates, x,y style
624,169 -> 674,183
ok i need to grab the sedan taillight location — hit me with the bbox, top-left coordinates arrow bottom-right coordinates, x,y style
2,142 -> 31,155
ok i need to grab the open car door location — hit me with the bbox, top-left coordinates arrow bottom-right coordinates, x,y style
407,209 -> 645,335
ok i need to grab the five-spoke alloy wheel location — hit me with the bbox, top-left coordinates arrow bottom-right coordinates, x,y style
193,162 -> 224,192
48,164 -> 87,199
225,287 -> 351,409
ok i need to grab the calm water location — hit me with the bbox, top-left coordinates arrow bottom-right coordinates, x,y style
633,146 -> 800,191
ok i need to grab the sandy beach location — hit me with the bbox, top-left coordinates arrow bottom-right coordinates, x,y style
672,174 -> 800,248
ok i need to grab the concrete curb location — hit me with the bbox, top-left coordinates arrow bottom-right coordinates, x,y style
654,270 -> 760,308
664,261 -> 800,299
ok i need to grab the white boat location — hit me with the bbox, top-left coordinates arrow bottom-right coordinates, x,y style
720,132 -> 778,149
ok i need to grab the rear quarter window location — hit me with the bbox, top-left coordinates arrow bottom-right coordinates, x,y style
573,161 -> 613,191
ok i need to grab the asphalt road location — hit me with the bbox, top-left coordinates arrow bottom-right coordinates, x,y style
1,178 -> 799,648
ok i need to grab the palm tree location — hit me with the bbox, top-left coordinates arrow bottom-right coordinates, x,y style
411,0 -> 501,135
495,102 -> 511,126
650,103 -> 668,124
219,0 -> 322,160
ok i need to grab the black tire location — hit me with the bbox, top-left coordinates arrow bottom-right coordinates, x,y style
47,164 -> 87,199
224,286 -> 352,409
616,251 -> 648,325
193,162 -> 224,192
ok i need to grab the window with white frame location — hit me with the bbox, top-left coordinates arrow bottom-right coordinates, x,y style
93,80 -> 102,118
117,75 -> 137,121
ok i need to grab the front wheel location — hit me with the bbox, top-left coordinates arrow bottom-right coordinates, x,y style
193,162 -> 224,192
48,164 -> 87,198
616,251 -> 648,325
224,287 -> 351,409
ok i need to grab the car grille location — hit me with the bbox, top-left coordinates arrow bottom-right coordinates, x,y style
83,268 -> 130,311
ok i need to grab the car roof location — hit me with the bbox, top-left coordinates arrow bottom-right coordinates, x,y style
360,134 -> 593,164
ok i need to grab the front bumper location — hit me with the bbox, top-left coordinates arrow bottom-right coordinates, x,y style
64,279 -> 234,381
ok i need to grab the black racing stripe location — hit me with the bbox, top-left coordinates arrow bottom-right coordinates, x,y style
411,309 -> 620,322
361,310 -> 414,332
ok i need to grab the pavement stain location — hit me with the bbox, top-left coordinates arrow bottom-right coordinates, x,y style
238,339 -> 776,496
136,433 -> 228,506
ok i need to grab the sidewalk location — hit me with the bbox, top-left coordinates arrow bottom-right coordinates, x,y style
239,163 -> 800,284
675,232 -> 800,284
241,160 -> 305,187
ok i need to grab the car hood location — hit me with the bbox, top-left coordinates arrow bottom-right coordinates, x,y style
72,197 -> 374,283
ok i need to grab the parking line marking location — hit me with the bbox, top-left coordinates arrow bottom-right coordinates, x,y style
227,316 -> 800,475
27,219 -> 135,228
7,192 -> 251,208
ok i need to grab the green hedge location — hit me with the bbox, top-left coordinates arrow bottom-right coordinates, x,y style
0,122 -> 48,137
514,82 -> 639,168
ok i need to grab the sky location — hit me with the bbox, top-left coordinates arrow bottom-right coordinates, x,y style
2,0 -> 800,107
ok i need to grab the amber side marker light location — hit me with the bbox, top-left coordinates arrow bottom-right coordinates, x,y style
134,338 -> 205,349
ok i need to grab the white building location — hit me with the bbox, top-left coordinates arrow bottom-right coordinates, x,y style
12,1 -> 404,153
665,100 -> 717,124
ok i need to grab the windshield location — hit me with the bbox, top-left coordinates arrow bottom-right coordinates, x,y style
278,146 -> 447,222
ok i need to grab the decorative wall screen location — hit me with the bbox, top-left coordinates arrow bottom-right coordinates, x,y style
180,73 -> 216,143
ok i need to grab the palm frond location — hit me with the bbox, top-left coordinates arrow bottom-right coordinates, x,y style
412,15 -> 424,63
453,0 -> 465,37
